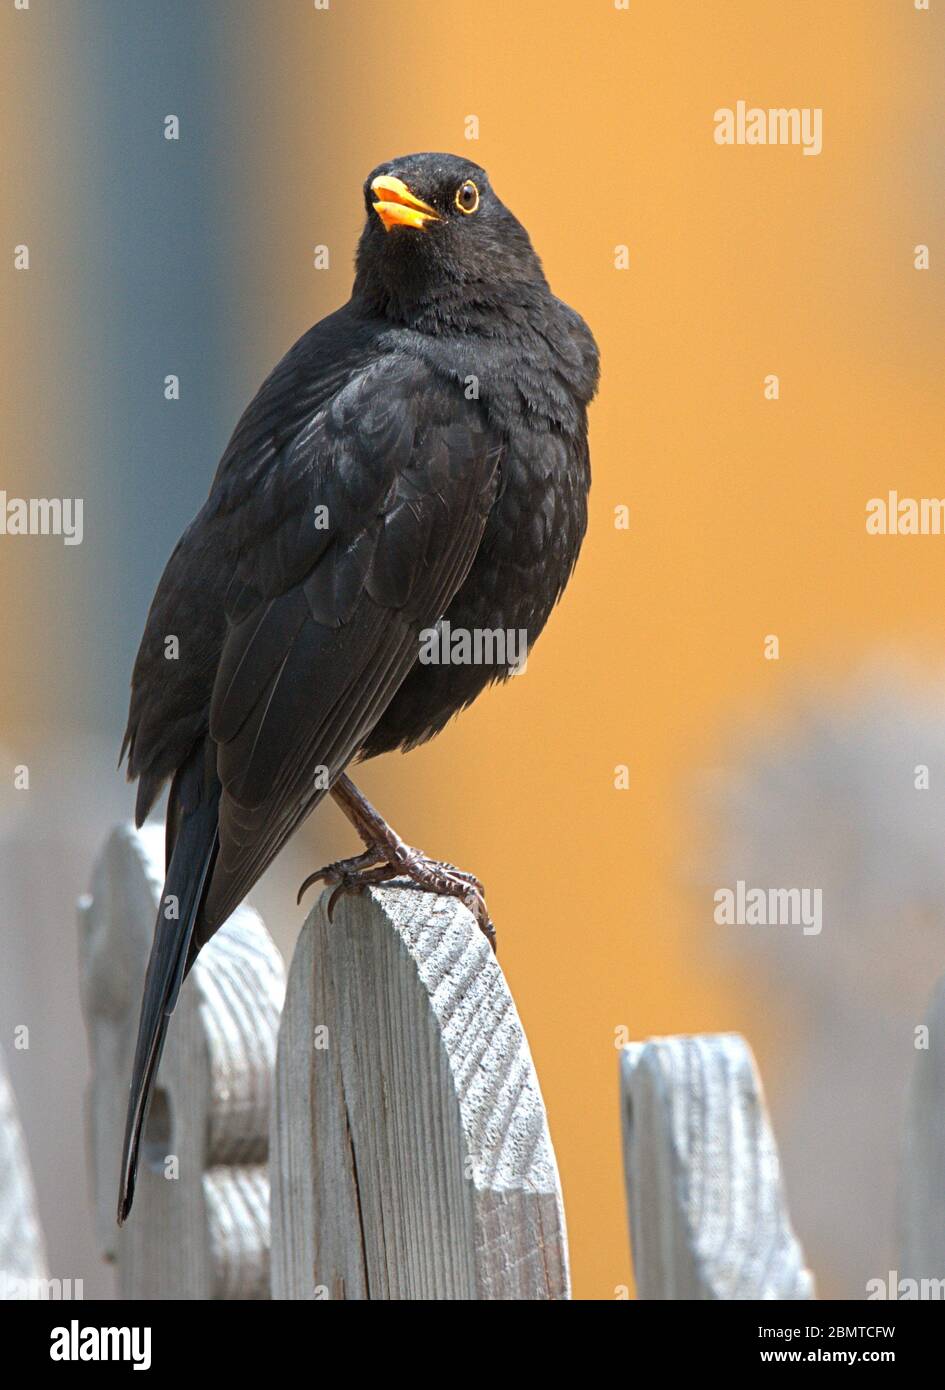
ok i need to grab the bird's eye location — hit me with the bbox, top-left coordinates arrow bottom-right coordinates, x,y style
455,180 -> 480,214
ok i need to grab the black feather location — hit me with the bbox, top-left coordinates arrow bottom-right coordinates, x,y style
117,745 -> 220,1224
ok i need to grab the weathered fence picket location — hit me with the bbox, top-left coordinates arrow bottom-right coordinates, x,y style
0,1047 -> 48,1298
271,886 -> 570,1299
620,1033 -> 814,1299
78,825 -> 284,1299
899,977 -> 945,1286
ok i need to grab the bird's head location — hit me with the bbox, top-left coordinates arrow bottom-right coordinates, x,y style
353,152 -> 548,329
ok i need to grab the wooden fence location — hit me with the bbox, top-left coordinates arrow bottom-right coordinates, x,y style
1,818 -> 942,1298
0,1047 -> 48,1298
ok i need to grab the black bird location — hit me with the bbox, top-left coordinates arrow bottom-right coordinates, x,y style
117,152 -> 599,1223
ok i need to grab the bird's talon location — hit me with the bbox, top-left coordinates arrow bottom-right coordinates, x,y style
298,845 -> 390,906
327,882 -> 351,921
296,868 -> 325,904
302,841 -> 497,951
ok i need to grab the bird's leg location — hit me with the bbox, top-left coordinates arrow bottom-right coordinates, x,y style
297,774 -> 496,951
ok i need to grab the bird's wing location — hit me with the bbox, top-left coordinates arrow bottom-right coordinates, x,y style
195,348 -> 502,935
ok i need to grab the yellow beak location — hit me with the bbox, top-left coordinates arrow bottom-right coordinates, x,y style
371,175 -> 441,233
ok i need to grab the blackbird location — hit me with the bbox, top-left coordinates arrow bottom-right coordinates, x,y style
117,151 -> 599,1223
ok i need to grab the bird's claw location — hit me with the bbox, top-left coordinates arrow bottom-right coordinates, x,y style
465,891 -> 497,952
297,846 -> 497,952
326,877 -> 373,921
297,845 -> 389,905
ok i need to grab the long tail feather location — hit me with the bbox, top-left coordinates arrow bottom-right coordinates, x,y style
116,780 -> 220,1225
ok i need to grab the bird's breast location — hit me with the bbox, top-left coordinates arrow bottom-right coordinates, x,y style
360,419 -> 590,757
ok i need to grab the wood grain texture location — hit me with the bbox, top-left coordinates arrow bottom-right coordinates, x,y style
899,978 -> 945,1284
621,1034 -> 814,1300
0,1047 -> 48,1297
271,884 -> 569,1300
78,823 -> 285,1299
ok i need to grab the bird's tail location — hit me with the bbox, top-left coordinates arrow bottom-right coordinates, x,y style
116,767 -> 220,1225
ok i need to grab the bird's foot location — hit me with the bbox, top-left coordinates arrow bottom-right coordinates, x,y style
298,844 -> 496,952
